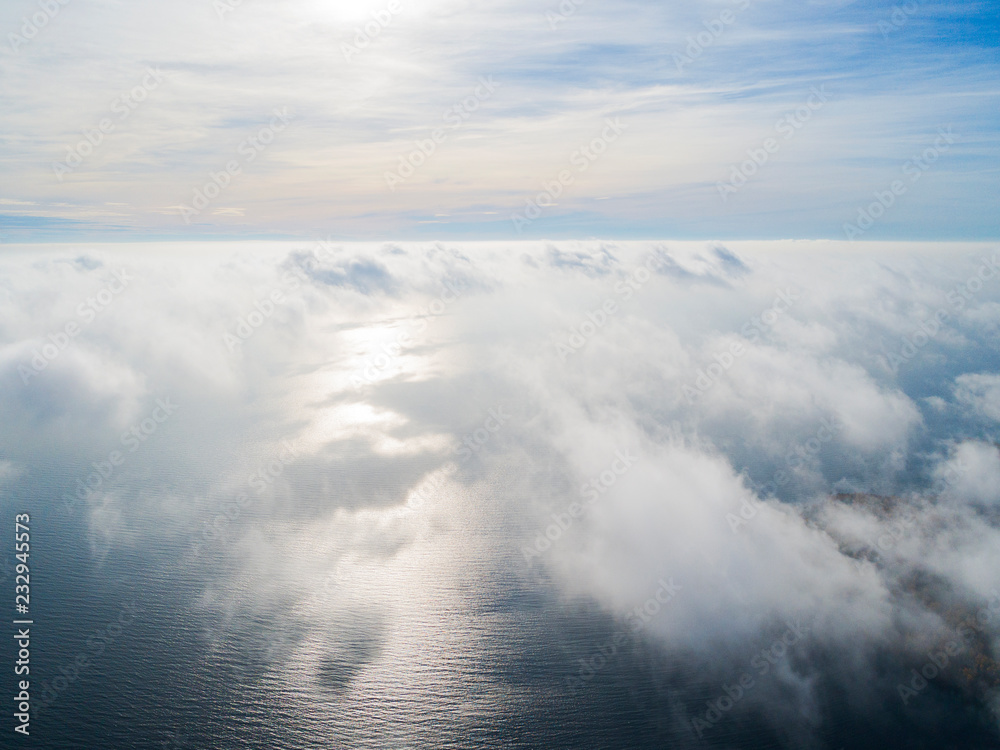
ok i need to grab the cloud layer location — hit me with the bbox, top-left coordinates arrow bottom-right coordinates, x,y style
2,240 -> 1000,746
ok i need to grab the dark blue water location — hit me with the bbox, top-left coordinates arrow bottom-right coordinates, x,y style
5,475 -> 998,750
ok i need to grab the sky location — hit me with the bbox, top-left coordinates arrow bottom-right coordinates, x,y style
0,0 -> 998,241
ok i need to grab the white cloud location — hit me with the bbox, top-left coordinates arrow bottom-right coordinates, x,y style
0,240 -> 999,741
936,440 -> 1000,506
955,373 -> 1000,423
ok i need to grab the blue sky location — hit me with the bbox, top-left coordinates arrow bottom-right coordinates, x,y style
0,0 -> 997,241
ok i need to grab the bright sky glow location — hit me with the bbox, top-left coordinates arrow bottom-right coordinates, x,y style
0,0 -> 997,241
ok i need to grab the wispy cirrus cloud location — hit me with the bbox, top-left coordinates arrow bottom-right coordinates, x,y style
0,0 -> 997,240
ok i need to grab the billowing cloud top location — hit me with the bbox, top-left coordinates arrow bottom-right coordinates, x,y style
1,240 -> 999,746
0,0 -> 998,240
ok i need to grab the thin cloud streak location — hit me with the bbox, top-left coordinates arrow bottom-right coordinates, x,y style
0,0 -> 997,239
